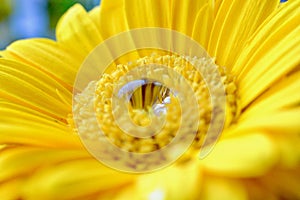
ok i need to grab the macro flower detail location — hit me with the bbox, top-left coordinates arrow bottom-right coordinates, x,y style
0,0 -> 300,200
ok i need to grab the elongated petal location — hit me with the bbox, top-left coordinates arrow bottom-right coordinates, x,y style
0,100 -> 80,148
208,0 -> 279,68
240,70 -> 300,119
124,0 -> 171,29
233,0 -> 300,76
0,39 -> 80,88
238,27 -> 300,108
98,0 -> 143,64
22,159 -> 134,200
88,6 -> 101,32
0,99 -> 67,130
170,0 -> 207,36
231,108 -> 300,135
213,0 -> 223,15
233,0 -> 300,108
0,60 -> 71,120
0,122 -> 79,148
0,147 -> 89,181
98,0 -> 128,39
192,3 -> 214,48
201,133 -> 278,177
56,4 -> 102,56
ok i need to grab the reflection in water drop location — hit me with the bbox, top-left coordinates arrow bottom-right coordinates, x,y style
117,79 -> 172,119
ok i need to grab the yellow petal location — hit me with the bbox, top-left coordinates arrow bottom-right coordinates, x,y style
97,0 -> 143,64
88,6 -> 101,32
201,133 -> 278,177
208,0 -> 279,68
0,100 -> 80,148
192,2 -> 214,48
272,134 -> 300,168
99,0 -> 128,39
56,4 -> 102,56
232,0 -> 300,108
0,178 -> 24,200
200,177 -> 247,200
22,159 -> 134,200
213,0 -> 223,15
170,0 -> 207,36
226,109 -> 300,168
124,0 -> 171,29
135,162 -> 202,200
238,27 -> 300,108
233,0 -> 300,76
0,59 -> 71,120
0,39 -> 80,88
0,99 -> 67,129
232,108 -> 300,135
0,124 -> 80,149
0,147 -> 89,181
122,0 -> 207,62
240,71 -> 300,120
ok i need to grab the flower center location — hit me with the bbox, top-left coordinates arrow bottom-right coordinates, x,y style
72,53 -> 238,157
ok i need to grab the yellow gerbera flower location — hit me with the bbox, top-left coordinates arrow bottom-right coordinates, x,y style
1,0 -> 300,199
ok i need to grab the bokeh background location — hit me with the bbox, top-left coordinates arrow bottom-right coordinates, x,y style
0,0 -> 100,50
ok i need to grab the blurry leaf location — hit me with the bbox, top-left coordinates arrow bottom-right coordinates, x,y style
0,0 -> 12,22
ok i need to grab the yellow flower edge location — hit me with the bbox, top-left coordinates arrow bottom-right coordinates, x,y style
0,0 -> 299,199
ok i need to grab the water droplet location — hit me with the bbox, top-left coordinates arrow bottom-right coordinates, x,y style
118,79 -> 172,117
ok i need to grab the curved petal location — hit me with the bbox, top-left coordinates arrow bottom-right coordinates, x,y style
0,100 -> 80,148
0,60 -> 71,120
22,159 -> 134,200
98,0 -> 142,64
233,0 -> 300,108
201,133 -> 279,177
56,4 -> 102,56
208,0 -> 279,68
0,147 -> 89,181
238,27 -> 300,108
230,108 -> 300,136
99,0 -> 128,39
240,70 -> 300,119
0,39 -> 80,88
88,6 -> 101,32
233,0 -> 300,76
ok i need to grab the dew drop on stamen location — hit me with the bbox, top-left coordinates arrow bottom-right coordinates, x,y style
117,79 -> 173,120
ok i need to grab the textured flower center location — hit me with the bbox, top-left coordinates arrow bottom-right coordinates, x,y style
73,53 -> 238,157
